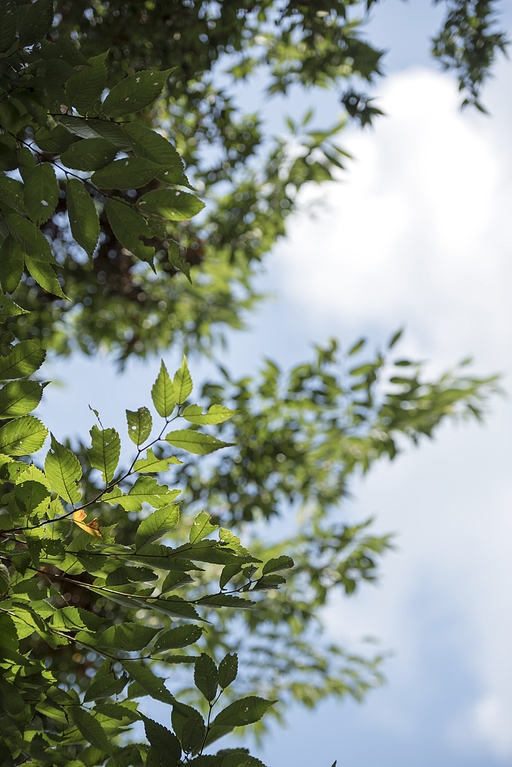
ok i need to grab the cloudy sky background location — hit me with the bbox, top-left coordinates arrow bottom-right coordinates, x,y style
39,1 -> 512,764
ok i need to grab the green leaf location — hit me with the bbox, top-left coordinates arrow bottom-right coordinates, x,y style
251,574 -> 285,590
67,178 -> 100,257
153,625 -> 202,652
0,562 -> 10,593
116,477 -> 180,512
150,596 -> 200,621
122,660 -> 174,704
135,505 -> 180,550
23,163 -> 58,225
151,360 -> 176,417
69,707 -> 112,755
44,434 -> 82,504
146,747 -> 163,767
0,175 -> 26,215
143,717 -> 181,764
137,189 -> 205,221
219,563 -> 243,590
388,328 -> 404,348
173,355 -> 193,403
0,614 -> 17,650
196,594 -> 253,608
0,416 -> 47,455
101,68 -> 174,117
0,0 -> 17,53
0,295 -> 28,321
61,139 -> 118,171
182,404 -> 235,425
58,116 -> 131,147
181,716 -> 206,753
126,406 -> 152,445
160,570 -> 195,593
5,213 -> 53,262
167,238 -> 192,282
171,702 -> 205,748
221,755 -> 268,767
83,673 -> 129,704
166,430 -> 233,456
106,197 -> 155,263
24,255 -> 67,299
210,697 -> 275,729
218,653 -> 238,690
66,55 -> 108,113
14,479 -> 50,515
125,123 -> 187,183
105,565 -> 157,585
194,653 -> 218,702
89,425 -> 120,483
0,380 -> 43,418
96,623 -> 160,652
34,124 -> 76,154
18,0 -> 53,48
0,236 -> 24,293
91,157 -> 160,189
262,556 -> 294,575
219,528 -> 251,557
0,340 -> 46,379
189,511 -> 218,544
133,448 -> 181,474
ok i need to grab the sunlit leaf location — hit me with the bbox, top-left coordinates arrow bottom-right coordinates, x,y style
89,424 -> 120,483
0,416 -> 48,456
182,404 -> 235,425
151,360 -> 176,417
135,504 -> 180,550
45,434 -> 82,504
166,430 -> 232,455
126,407 -> 152,445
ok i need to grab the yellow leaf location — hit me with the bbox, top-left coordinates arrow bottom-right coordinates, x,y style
73,508 -> 103,539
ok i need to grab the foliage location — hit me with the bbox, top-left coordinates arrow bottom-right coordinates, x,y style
5,0 -> 507,362
432,0 -> 508,110
0,1 -> 506,765
0,351 -> 287,766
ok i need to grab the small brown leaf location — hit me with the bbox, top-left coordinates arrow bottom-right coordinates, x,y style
73,509 -> 103,538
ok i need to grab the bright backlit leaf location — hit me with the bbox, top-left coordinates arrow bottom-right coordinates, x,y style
166,430 -> 233,455
45,434 -> 82,504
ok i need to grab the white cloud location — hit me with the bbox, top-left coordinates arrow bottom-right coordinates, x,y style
277,68 -> 512,370
276,67 -> 512,759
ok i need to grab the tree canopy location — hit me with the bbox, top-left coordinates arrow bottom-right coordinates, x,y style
0,1 -> 505,765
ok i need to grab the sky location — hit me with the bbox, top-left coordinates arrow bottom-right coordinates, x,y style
38,1 -> 512,765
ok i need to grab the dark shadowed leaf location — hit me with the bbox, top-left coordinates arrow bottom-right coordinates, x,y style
153,625 -> 202,652
218,653 -> 238,690
67,178 -> 101,257
210,697 -> 275,729
194,653 -> 218,702
143,716 -> 181,764
138,188 -> 204,221
101,68 -> 174,117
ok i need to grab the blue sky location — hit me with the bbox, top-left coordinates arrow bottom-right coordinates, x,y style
39,2 -> 512,765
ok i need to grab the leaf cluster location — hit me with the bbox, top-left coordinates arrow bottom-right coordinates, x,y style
0,353 -> 286,765
4,0 -> 505,362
